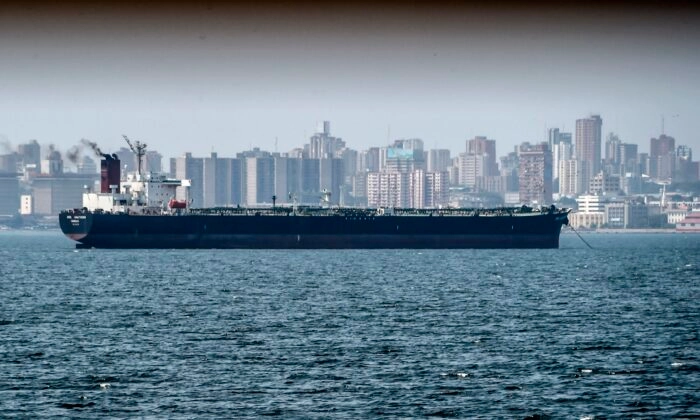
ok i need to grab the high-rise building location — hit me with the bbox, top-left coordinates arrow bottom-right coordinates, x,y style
358,147 -> 381,173
307,121 -> 345,159
424,171 -> 449,208
466,136 -> 498,176
588,171 -> 621,196
384,139 -> 425,173
144,151 -> 163,174
410,170 -> 426,209
319,158 -> 344,205
618,143 -> 639,175
548,128 -> 573,189
31,174 -> 97,215
17,140 -> 41,171
518,142 -> 552,205
0,153 -> 17,173
40,150 -> 63,176
367,172 -> 410,208
173,153 -> 204,207
245,156 -> 275,205
650,134 -> 675,180
575,114 -> 603,189
675,145 -> 698,182
427,149 -> 451,173
604,132 -> 622,168
558,159 -> 583,197
457,152 -> 486,187
0,174 -> 20,215
499,149 -> 519,193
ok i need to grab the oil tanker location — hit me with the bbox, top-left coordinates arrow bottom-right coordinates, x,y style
59,154 -> 570,249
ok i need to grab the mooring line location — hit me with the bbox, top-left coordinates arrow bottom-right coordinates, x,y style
569,225 -> 594,249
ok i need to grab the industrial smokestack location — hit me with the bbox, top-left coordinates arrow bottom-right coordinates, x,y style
100,156 -> 121,193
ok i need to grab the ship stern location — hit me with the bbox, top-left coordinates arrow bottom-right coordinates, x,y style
59,211 -> 93,244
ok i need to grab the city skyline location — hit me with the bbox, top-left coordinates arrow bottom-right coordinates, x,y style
0,116 -> 693,163
1,1 -> 699,158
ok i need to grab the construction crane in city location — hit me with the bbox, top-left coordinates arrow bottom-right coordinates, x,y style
122,135 -> 147,175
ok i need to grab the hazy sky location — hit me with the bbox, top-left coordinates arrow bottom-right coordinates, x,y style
1,1 -> 699,160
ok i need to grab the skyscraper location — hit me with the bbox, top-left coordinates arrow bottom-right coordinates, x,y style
575,114 -> 602,191
548,128 -> 572,190
518,142 -> 552,205
307,121 -> 345,159
650,134 -> 675,180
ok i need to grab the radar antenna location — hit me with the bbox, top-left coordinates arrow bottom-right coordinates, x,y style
122,135 -> 147,175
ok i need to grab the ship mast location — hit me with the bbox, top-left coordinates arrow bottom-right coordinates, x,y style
123,135 -> 147,175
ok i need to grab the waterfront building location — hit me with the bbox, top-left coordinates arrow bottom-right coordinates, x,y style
31,174 -> 97,215
576,195 -> 604,213
0,174 -> 20,216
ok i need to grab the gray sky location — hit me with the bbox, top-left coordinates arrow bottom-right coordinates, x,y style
1,1 -> 699,159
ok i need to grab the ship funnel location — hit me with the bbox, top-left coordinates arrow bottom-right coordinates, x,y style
100,155 -> 121,193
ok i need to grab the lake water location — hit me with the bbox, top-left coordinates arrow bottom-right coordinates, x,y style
1,231 -> 698,418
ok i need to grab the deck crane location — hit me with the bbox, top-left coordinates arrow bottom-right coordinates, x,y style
122,135 -> 147,175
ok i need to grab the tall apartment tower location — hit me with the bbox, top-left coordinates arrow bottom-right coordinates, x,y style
307,121 -> 345,159
518,142 -> 552,205
245,156 -> 275,205
650,134 -> 675,180
559,159 -> 583,196
575,114 -> 603,190
427,149 -> 451,172
173,153 -> 204,207
548,128 -> 572,189
605,133 -> 621,167
466,136 -> 498,176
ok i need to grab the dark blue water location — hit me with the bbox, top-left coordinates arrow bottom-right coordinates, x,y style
1,231 -> 698,418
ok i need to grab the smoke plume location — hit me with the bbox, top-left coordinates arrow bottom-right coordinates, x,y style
81,138 -> 103,157
66,145 -> 83,164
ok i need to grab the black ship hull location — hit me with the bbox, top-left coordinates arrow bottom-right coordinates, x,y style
59,210 -> 569,249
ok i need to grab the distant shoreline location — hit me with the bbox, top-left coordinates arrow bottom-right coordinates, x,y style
565,228 -> 682,234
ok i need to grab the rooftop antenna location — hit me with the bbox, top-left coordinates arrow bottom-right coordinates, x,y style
661,114 -> 665,135
122,135 -> 147,175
